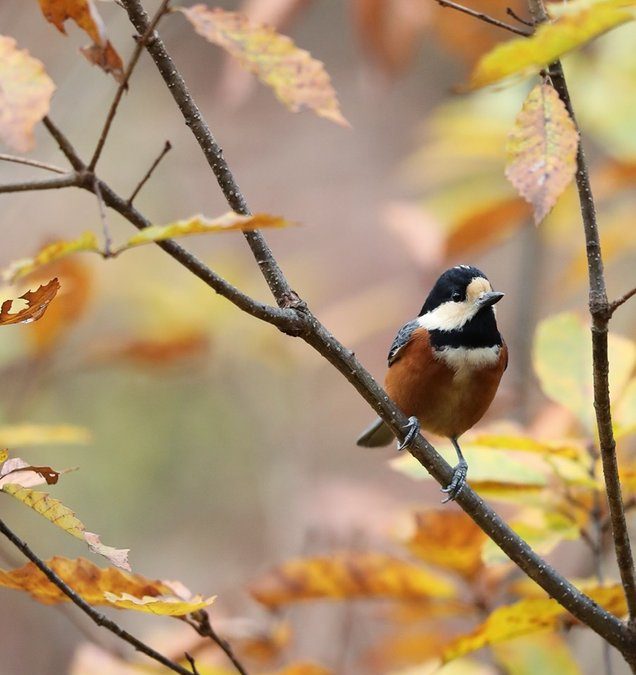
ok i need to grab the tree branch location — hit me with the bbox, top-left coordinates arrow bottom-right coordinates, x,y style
0,518 -> 196,675
186,610 -> 249,675
0,153 -> 66,174
127,140 -> 172,204
434,0 -> 532,36
114,0 -> 636,658
0,173 -> 80,193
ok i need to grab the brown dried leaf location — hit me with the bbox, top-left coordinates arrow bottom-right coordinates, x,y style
37,0 -> 124,82
0,556 -> 173,605
0,36 -> 55,152
404,509 -> 487,579
505,83 -> 578,224
0,279 -> 60,326
0,457 -> 59,488
179,6 -> 348,126
250,552 -> 457,608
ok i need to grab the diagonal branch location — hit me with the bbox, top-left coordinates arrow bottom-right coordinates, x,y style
609,287 -> 636,315
0,174 -> 80,193
0,154 -> 66,174
434,0 -> 532,36
0,518 -> 196,675
186,610 -> 249,675
127,140 -> 172,204
117,0 -> 636,659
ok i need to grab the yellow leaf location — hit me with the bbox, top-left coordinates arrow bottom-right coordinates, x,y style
493,633 -> 582,675
3,233 -> 101,283
505,83 -> 579,224
123,212 -> 293,250
0,424 -> 90,446
615,377 -> 636,438
0,36 -> 55,152
0,556 -> 176,605
468,0 -> 636,89
533,313 -> 636,432
37,0 -> 124,82
442,584 -> 626,662
403,509 -> 486,579
0,279 -> 60,326
0,449 -> 7,464
179,6 -> 348,126
1,486 -> 130,570
250,552 -> 457,608
467,432 -> 584,460
104,591 -> 215,616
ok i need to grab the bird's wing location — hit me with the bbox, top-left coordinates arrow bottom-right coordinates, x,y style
387,319 -> 419,366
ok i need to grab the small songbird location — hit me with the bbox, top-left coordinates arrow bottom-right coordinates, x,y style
357,265 -> 507,502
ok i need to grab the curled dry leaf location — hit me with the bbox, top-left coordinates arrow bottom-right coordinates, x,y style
468,0 -> 636,89
505,83 -> 578,225
0,279 -> 60,326
1,485 -> 130,570
250,552 -> 457,608
404,509 -> 486,579
0,457 -> 59,488
0,36 -> 56,152
179,6 -> 348,126
0,556 -> 187,607
441,584 -> 627,663
37,0 -> 124,82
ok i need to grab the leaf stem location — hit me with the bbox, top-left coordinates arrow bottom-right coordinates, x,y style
186,610 -> 250,675
127,140 -> 172,204
0,154 -> 66,174
434,0 -> 532,36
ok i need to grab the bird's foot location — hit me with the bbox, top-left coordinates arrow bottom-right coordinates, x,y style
441,459 -> 468,503
397,416 -> 420,451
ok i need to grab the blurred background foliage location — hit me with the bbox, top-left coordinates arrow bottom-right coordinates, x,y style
0,0 -> 635,673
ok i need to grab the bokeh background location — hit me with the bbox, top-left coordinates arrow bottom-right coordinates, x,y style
0,1 -> 635,673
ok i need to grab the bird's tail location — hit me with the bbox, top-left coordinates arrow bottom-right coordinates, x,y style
356,417 -> 395,447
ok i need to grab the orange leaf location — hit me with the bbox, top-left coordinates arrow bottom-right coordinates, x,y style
404,509 -> 487,579
0,556 -> 172,605
0,36 -> 55,152
505,83 -> 579,224
179,6 -> 348,126
37,0 -> 124,82
250,552 -> 457,608
0,279 -> 60,326
270,664 -> 333,675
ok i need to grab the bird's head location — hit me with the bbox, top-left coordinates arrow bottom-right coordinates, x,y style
418,265 -> 504,332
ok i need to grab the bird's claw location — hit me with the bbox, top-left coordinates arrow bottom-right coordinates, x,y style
397,416 -> 420,451
441,460 -> 468,503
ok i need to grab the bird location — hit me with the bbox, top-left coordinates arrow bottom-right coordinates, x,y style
356,265 -> 507,502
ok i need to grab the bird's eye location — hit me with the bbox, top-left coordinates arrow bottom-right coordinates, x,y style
451,291 -> 462,302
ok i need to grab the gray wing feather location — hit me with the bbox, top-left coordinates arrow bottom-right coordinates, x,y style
387,320 -> 419,366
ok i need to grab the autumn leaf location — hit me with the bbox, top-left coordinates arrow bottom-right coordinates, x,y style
0,279 -> 60,326
403,509 -> 486,579
442,584 -> 627,662
533,313 -> 636,432
106,332 -> 210,367
467,432 -> 584,461
179,6 -> 348,126
505,83 -> 579,224
493,632 -> 582,675
0,457 -> 59,488
468,0 -> 636,89
615,377 -> 636,438
0,424 -> 90,447
37,0 -> 124,82
123,212 -> 293,249
1,486 -> 130,570
250,552 -> 457,607
270,664 -> 333,675
0,556 -> 210,617
0,36 -> 55,152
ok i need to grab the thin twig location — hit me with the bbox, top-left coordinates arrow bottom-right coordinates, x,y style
88,0 -> 172,171
118,0 -> 636,658
185,653 -> 200,675
528,0 -> 636,653
434,0 -> 532,36
506,7 -> 535,26
0,174 -> 80,193
0,153 -> 66,174
127,140 -> 172,204
0,518 -> 196,675
93,177 -> 113,256
609,287 -> 636,315
187,610 -> 249,675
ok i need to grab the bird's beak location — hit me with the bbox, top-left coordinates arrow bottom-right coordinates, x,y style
478,291 -> 505,308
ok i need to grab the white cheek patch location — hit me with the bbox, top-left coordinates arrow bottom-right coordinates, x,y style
436,345 -> 501,378
417,300 -> 479,332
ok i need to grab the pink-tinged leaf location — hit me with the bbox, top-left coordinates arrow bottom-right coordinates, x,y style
0,36 -> 56,152
0,457 -> 59,488
505,83 -> 578,224
83,532 -> 130,572
179,5 -> 348,126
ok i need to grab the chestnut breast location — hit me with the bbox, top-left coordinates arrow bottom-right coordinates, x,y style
385,327 -> 507,438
